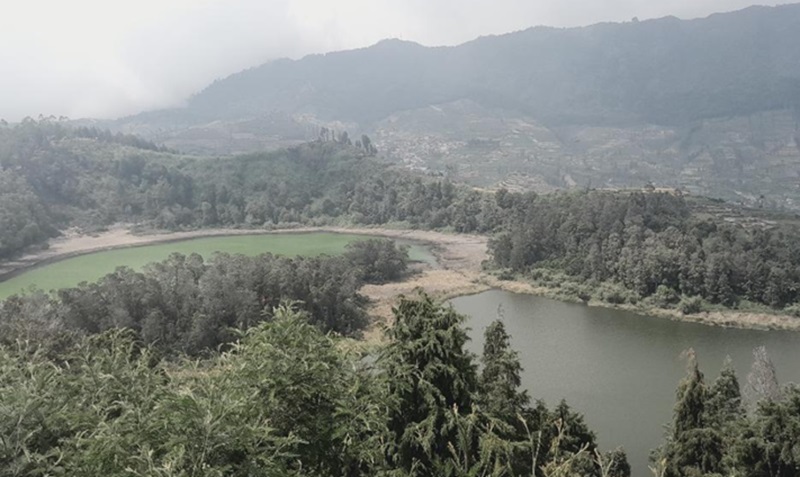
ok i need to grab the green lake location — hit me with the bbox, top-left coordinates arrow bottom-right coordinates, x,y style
452,290 -> 800,477
0,233 -> 436,299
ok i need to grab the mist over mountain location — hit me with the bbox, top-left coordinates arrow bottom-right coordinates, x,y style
116,4 -> 800,208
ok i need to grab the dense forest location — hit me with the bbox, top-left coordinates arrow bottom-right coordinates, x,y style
0,238 -> 409,356
0,120 -> 180,257
0,120 -> 488,259
5,2 -> 800,474
4,121 -> 800,315
2,291 -> 797,476
487,191 -> 800,312
3,121 -> 800,475
0,292 -> 625,477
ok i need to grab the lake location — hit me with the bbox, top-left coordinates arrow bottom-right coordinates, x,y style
0,232 -> 436,299
452,290 -> 800,477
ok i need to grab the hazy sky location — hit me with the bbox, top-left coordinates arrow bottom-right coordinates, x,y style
0,0 -> 786,121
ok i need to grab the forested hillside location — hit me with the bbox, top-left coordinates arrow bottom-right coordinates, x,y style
4,121 -> 800,316
0,120 -> 182,257
488,191 -> 800,312
7,3 -> 800,475
0,120 -> 490,258
113,4 -> 800,209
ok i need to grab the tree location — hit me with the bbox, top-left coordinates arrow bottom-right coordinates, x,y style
656,350 -> 725,477
343,238 -> 409,283
221,304 -> 379,476
730,386 -> 800,477
479,320 -> 529,424
602,448 -> 631,477
705,356 -> 743,427
674,350 -> 706,438
360,134 -> 377,155
744,346 -> 782,408
478,319 -> 535,476
378,292 -> 478,476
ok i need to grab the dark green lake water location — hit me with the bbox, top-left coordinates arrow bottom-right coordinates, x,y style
451,290 -> 800,477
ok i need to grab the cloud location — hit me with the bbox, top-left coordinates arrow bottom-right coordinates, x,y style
0,0 -> 785,121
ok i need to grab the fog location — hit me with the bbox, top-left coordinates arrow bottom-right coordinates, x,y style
0,0 -> 785,121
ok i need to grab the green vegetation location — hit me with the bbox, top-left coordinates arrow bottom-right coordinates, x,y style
116,5 -> 800,210
0,233 -> 431,300
4,288 -> 796,476
0,120 -> 479,259
652,348 -> 800,477
4,121 -> 800,317
0,238 -> 411,356
4,123 -> 800,474
0,120 -> 190,258
0,293 -> 626,477
5,5 -> 800,473
488,190 -> 800,314
343,238 -> 410,283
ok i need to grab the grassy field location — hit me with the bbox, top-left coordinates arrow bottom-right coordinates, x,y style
0,233 -> 436,300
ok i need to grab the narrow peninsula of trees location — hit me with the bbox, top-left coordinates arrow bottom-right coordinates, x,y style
0,239 -> 409,356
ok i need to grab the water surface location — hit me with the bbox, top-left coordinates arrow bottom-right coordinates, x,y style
0,233 -> 436,299
452,290 -> 800,476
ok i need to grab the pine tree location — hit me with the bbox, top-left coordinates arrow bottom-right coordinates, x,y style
479,320 -> 530,422
744,346 -> 782,408
603,448 -> 631,477
658,350 -> 725,477
730,386 -> 800,476
673,350 -> 706,438
378,292 -> 478,477
705,356 -> 743,427
478,319 -> 538,476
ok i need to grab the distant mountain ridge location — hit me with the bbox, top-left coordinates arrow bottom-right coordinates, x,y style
176,4 -> 800,125
116,4 -> 800,209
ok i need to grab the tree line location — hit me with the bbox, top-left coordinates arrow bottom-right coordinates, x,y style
487,190 -> 800,312
0,121 -> 478,258
0,238 -> 408,356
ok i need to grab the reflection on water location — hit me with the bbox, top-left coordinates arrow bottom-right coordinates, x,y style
452,290 -> 800,477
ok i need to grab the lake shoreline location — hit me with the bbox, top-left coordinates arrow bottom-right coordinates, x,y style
473,275 -> 800,333
362,267 -> 800,339
2,225 -> 798,333
0,225 -> 486,284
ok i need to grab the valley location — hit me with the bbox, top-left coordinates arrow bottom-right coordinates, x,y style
3,4 -> 800,475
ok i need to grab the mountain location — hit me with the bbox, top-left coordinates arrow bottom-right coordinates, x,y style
116,4 -> 800,208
